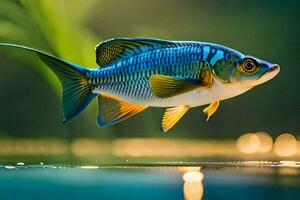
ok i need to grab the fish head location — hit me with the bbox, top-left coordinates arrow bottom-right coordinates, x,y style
229,56 -> 280,88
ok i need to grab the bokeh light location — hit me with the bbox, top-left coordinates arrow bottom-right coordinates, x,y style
237,132 -> 274,154
255,132 -> 273,153
274,133 -> 297,157
237,133 -> 261,154
71,138 -> 102,156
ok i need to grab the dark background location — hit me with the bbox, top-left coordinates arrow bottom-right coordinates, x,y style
0,0 -> 299,139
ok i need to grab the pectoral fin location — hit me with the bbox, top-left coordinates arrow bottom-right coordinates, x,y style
203,101 -> 220,121
97,93 -> 148,127
161,105 -> 189,132
150,75 -> 211,98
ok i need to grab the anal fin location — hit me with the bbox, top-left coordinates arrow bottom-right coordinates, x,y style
162,105 -> 189,132
203,101 -> 220,121
97,93 -> 148,127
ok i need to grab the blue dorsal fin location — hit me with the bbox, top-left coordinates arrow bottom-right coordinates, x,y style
95,38 -> 174,67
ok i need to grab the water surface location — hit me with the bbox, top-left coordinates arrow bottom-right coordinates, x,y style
0,161 -> 299,200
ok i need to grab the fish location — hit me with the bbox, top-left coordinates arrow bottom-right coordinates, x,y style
0,38 -> 280,132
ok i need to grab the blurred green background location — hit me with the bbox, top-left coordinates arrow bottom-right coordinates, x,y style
0,0 -> 299,140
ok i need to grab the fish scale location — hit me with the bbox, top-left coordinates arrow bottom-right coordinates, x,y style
91,46 -> 212,100
93,41 -> 228,104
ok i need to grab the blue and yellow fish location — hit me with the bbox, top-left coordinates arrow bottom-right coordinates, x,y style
0,38 -> 280,132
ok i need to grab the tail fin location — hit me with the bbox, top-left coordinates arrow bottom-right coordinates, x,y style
0,43 -> 96,123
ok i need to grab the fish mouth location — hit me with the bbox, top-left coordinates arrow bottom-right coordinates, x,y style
268,64 -> 280,73
256,64 -> 280,85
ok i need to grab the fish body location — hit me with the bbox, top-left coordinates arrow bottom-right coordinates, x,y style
0,38 -> 280,132
89,41 -> 248,107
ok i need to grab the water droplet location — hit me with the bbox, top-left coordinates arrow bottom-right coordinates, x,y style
80,166 -> 99,169
5,166 -> 15,169
17,162 -> 25,165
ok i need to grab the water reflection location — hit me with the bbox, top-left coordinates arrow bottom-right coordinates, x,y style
1,164 -> 300,200
180,167 -> 204,200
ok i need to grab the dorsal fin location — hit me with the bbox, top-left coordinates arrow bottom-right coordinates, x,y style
95,38 -> 174,67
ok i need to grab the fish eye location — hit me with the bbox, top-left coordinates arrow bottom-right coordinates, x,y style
240,58 -> 258,74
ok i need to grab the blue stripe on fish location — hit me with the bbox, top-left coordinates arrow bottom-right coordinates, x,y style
203,46 -> 210,60
210,50 -> 224,66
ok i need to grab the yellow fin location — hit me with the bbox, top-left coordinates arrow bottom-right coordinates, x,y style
97,93 -> 148,127
162,105 -> 189,132
150,75 -> 210,98
203,101 -> 220,121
